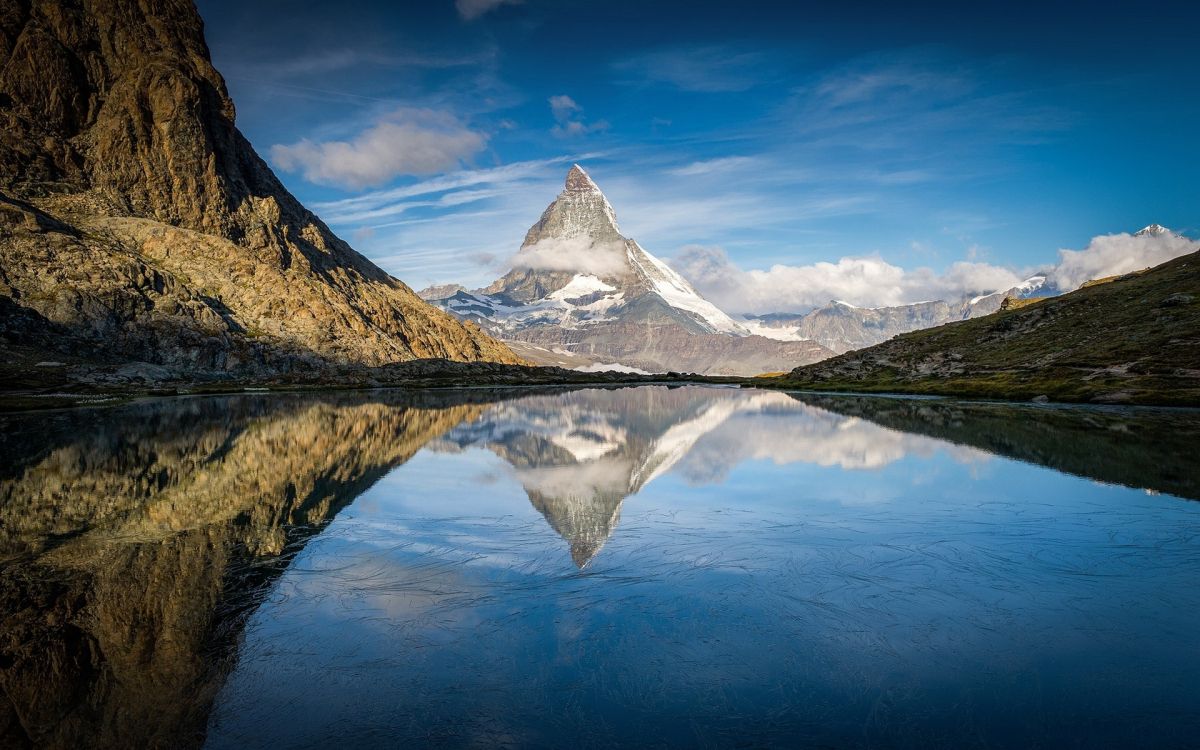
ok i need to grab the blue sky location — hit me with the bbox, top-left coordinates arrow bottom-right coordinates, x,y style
196,0 -> 1199,310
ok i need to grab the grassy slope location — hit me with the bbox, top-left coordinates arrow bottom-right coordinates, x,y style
766,250 -> 1200,405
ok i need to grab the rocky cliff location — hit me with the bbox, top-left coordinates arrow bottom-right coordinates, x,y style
0,0 -> 518,381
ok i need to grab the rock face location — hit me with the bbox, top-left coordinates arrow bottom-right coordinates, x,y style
0,0 -> 519,377
422,165 -> 832,375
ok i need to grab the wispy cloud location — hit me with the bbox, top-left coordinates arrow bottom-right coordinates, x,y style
270,108 -> 488,189
783,51 -> 1070,152
614,45 -> 769,92
549,94 -> 609,137
455,0 -> 520,21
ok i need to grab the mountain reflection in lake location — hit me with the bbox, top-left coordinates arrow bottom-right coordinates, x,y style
1,387 -> 1198,748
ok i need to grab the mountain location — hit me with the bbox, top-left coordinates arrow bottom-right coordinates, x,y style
0,0 -> 518,385
772,249 -> 1200,405
422,165 -> 832,375
743,276 -> 1048,354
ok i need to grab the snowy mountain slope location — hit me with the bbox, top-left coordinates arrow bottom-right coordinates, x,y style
423,165 -> 829,374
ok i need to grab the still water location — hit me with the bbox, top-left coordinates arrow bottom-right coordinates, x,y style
2,385 -> 1199,748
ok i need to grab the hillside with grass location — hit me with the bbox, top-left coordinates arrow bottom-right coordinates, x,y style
768,250 -> 1200,405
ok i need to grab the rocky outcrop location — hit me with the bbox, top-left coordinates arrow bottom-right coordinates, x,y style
0,0 -> 519,378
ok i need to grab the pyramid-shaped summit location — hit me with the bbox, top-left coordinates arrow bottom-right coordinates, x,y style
423,165 -> 834,375
565,163 -> 601,192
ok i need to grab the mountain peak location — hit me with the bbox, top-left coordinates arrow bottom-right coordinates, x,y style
1136,224 -> 1170,237
565,164 -> 600,192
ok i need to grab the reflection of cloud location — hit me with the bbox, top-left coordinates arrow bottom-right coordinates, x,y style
676,395 -> 990,484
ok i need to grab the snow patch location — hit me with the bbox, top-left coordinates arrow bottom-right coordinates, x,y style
548,274 -> 617,300
627,243 -> 749,335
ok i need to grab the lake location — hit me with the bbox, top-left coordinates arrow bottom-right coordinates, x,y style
2,385 -> 1198,748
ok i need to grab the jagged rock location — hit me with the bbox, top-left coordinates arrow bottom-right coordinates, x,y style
0,0 -> 519,379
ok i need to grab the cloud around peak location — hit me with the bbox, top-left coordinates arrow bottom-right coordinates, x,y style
512,237 -> 629,277
1048,229 -> 1200,291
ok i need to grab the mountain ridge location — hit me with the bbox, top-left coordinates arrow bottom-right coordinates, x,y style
0,0 -> 519,384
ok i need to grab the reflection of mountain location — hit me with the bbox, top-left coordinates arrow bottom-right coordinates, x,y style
787,393 -> 1200,500
440,387 -> 751,566
438,387 -> 972,565
0,393 -> 482,749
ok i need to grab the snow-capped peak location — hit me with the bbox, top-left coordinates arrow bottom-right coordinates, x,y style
1135,224 -> 1170,237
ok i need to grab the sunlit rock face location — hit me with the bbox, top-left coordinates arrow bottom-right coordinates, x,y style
0,393 -> 480,749
0,0 -> 517,379
423,166 -> 833,375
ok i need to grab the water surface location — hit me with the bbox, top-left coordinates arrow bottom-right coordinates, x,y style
2,386 -> 1198,748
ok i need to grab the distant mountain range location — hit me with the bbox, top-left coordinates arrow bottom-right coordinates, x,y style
775,246 -> 1200,405
421,166 -> 832,375
742,275 -> 1049,354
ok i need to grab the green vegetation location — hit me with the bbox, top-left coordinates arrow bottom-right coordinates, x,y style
763,251 -> 1200,406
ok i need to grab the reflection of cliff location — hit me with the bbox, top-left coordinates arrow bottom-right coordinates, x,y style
787,393 -> 1200,500
0,393 -> 481,749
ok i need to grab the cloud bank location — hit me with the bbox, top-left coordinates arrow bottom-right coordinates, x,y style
670,228 -> 1199,314
1048,230 -> 1200,291
271,108 -> 487,189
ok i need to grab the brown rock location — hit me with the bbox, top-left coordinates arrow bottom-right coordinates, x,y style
0,0 -> 520,376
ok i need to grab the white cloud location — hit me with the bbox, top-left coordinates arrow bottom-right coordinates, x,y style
668,156 -> 761,177
671,227 -> 1200,315
455,0 -> 520,21
670,246 -> 1024,313
270,108 -> 487,189
549,94 -> 609,138
614,46 -> 766,92
1049,229 -> 1200,291
549,94 -> 580,120
511,237 -> 630,277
